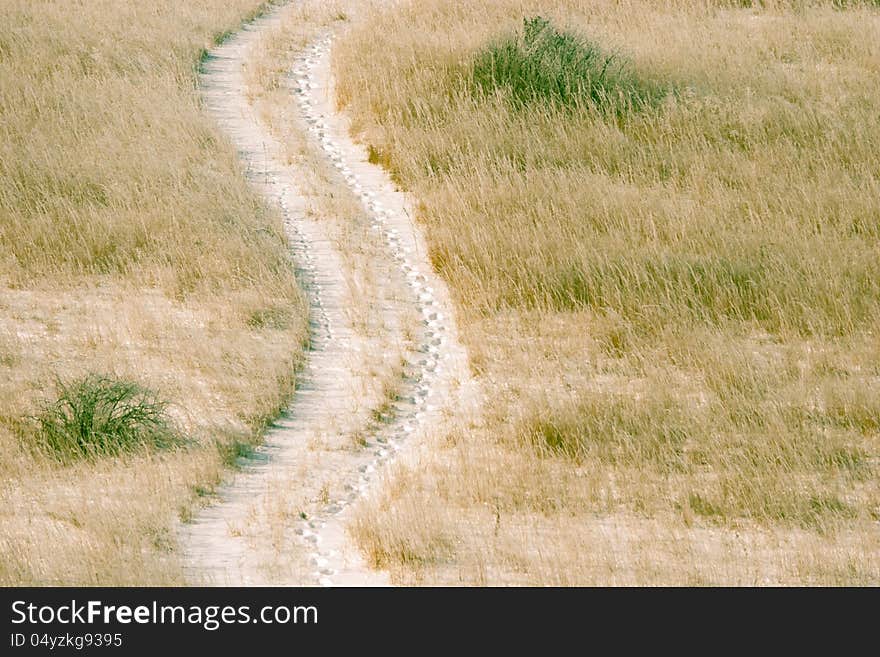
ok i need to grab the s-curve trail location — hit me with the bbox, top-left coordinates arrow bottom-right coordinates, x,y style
178,4 -> 478,586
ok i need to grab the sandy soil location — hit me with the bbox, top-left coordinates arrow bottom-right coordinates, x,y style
178,4 -> 478,586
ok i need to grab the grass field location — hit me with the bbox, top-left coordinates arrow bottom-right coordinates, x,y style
334,0 -> 880,584
3,0 -> 879,586
0,0 -> 308,584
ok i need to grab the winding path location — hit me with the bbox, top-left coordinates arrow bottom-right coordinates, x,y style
179,4 -> 475,586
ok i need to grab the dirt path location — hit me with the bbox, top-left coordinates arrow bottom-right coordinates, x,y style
178,4 -> 476,586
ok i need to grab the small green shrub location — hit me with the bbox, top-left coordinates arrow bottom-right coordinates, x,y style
35,374 -> 181,462
472,16 -> 668,115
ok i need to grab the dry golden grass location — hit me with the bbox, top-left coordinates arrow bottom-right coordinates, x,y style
335,0 -> 880,584
0,0 -> 308,584
5,0 -> 879,586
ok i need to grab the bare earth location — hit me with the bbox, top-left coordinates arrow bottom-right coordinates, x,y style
178,4 -> 478,586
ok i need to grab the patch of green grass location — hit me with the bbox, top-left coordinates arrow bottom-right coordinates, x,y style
472,16 -> 668,115
34,375 -> 181,462
217,437 -> 257,468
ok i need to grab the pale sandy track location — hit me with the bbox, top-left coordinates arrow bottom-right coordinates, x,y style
178,3 -> 476,586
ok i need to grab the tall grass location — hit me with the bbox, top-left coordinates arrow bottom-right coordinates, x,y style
335,0 -> 880,584
0,0 -> 308,584
0,0 -> 290,297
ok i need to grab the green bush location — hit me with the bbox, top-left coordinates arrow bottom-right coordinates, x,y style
472,16 -> 668,115
35,374 -> 181,462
